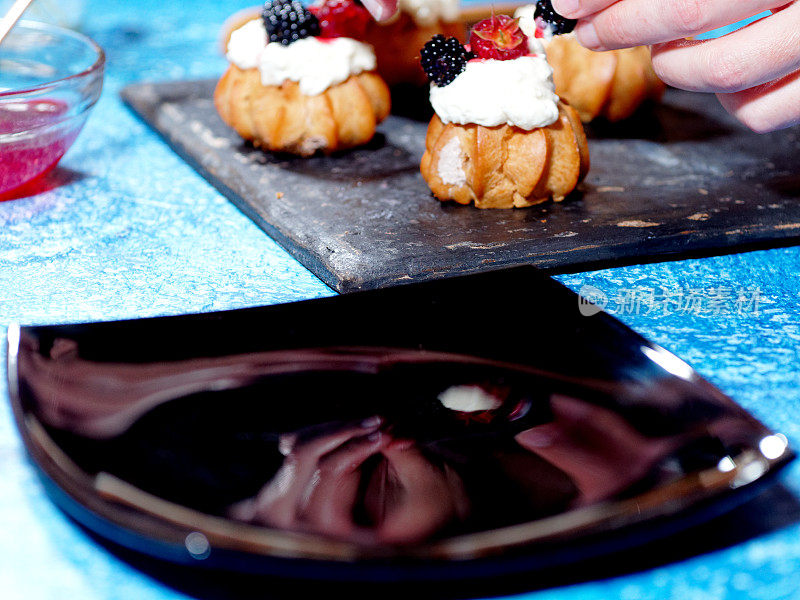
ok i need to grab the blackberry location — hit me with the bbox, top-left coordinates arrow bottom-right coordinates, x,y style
534,0 -> 577,35
420,35 -> 473,87
262,0 -> 321,46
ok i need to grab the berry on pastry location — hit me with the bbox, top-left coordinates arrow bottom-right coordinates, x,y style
310,0 -> 371,39
419,34 -> 473,86
469,14 -> 528,61
515,2 -> 665,123
263,0 -> 322,44
419,17 -> 589,209
214,0 -> 391,156
532,0 -> 576,37
360,0 -> 464,86
219,0 -> 465,87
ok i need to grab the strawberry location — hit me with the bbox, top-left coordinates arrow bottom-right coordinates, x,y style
310,0 -> 371,39
469,15 -> 529,61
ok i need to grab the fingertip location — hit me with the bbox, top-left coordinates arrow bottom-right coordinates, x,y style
515,426 -> 557,449
551,0 -> 581,19
278,433 -> 296,456
716,90 -> 786,135
360,415 -> 383,429
228,499 -> 256,521
360,0 -> 397,22
575,21 -> 605,51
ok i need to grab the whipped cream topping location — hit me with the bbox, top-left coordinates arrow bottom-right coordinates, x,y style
398,0 -> 460,26
227,18 -> 266,70
514,4 -> 549,51
226,20 -> 376,96
429,56 -> 559,130
515,4 -> 570,43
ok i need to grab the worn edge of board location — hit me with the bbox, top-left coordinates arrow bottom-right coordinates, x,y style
121,80 -> 800,293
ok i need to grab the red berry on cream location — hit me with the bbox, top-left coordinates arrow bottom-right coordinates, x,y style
469,15 -> 529,61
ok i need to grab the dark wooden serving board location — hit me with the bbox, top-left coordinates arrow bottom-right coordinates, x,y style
122,79 -> 800,292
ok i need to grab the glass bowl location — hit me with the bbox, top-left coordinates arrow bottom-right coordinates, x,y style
0,20 -> 104,199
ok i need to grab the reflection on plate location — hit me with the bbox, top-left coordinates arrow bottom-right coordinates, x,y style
7,267 -> 793,579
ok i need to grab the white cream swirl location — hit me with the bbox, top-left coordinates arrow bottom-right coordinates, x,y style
515,3 -> 571,44
398,0 -> 460,25
226,19 -> 266,70
429,56 -> 560,130
514,4 -> 548,52
226,20 -> 376,96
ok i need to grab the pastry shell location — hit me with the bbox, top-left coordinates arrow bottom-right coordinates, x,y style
214,65 -> 391,156
546,35 -> 666,123
420,102 -> 590,209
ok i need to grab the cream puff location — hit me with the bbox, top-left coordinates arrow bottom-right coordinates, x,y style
515,1 -> 665,123
419,16 -> 589,209
215,0 -> 390,156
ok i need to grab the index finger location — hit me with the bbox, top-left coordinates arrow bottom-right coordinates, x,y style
552,0 -> 618,20
289,416 -> 383,459
575,0 -> 785,51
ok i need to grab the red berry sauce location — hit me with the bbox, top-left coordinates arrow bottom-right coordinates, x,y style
0,99 -> 78,200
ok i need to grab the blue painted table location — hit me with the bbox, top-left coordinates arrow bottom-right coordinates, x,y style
1,2 -> 798,598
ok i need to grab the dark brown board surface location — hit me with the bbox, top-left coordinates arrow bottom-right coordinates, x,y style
122,79 -> 800,292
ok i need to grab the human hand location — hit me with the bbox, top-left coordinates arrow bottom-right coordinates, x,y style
367,440 -> 469,544
228,418 -> 468,544
515,394 -> 678,505
228,418 -> 392,542
552,0 -> 800,133
360,0 -> 398,21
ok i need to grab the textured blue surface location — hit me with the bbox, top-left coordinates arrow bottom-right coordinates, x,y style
1,2 -> 799,599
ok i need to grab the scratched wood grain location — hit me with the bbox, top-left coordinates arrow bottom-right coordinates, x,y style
122,80 -> 800,292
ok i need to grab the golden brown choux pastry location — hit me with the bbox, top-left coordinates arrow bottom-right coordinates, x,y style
545,35 -> 666,122
214,66 -> 390,156
421,102 -> 589,209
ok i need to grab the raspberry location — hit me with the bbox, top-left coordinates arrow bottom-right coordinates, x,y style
469,15 -> 528,61
310,0 -> 370,38
420,34 -> 473,87
262,0 -> 321,46
534,0 -> 577,35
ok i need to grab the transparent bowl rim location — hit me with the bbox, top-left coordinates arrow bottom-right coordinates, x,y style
0,20 -> 105,99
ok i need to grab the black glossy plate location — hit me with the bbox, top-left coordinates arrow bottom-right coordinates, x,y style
7,267 -> 793,581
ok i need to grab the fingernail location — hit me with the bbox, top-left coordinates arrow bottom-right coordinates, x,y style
278,434 -> 296,456
361,416 -> 383,429
367,431 -> 382,443
360,0 -> 396,22
520,429 -> 554,448
552,0 -> 580,17
576,21 -> 602,50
